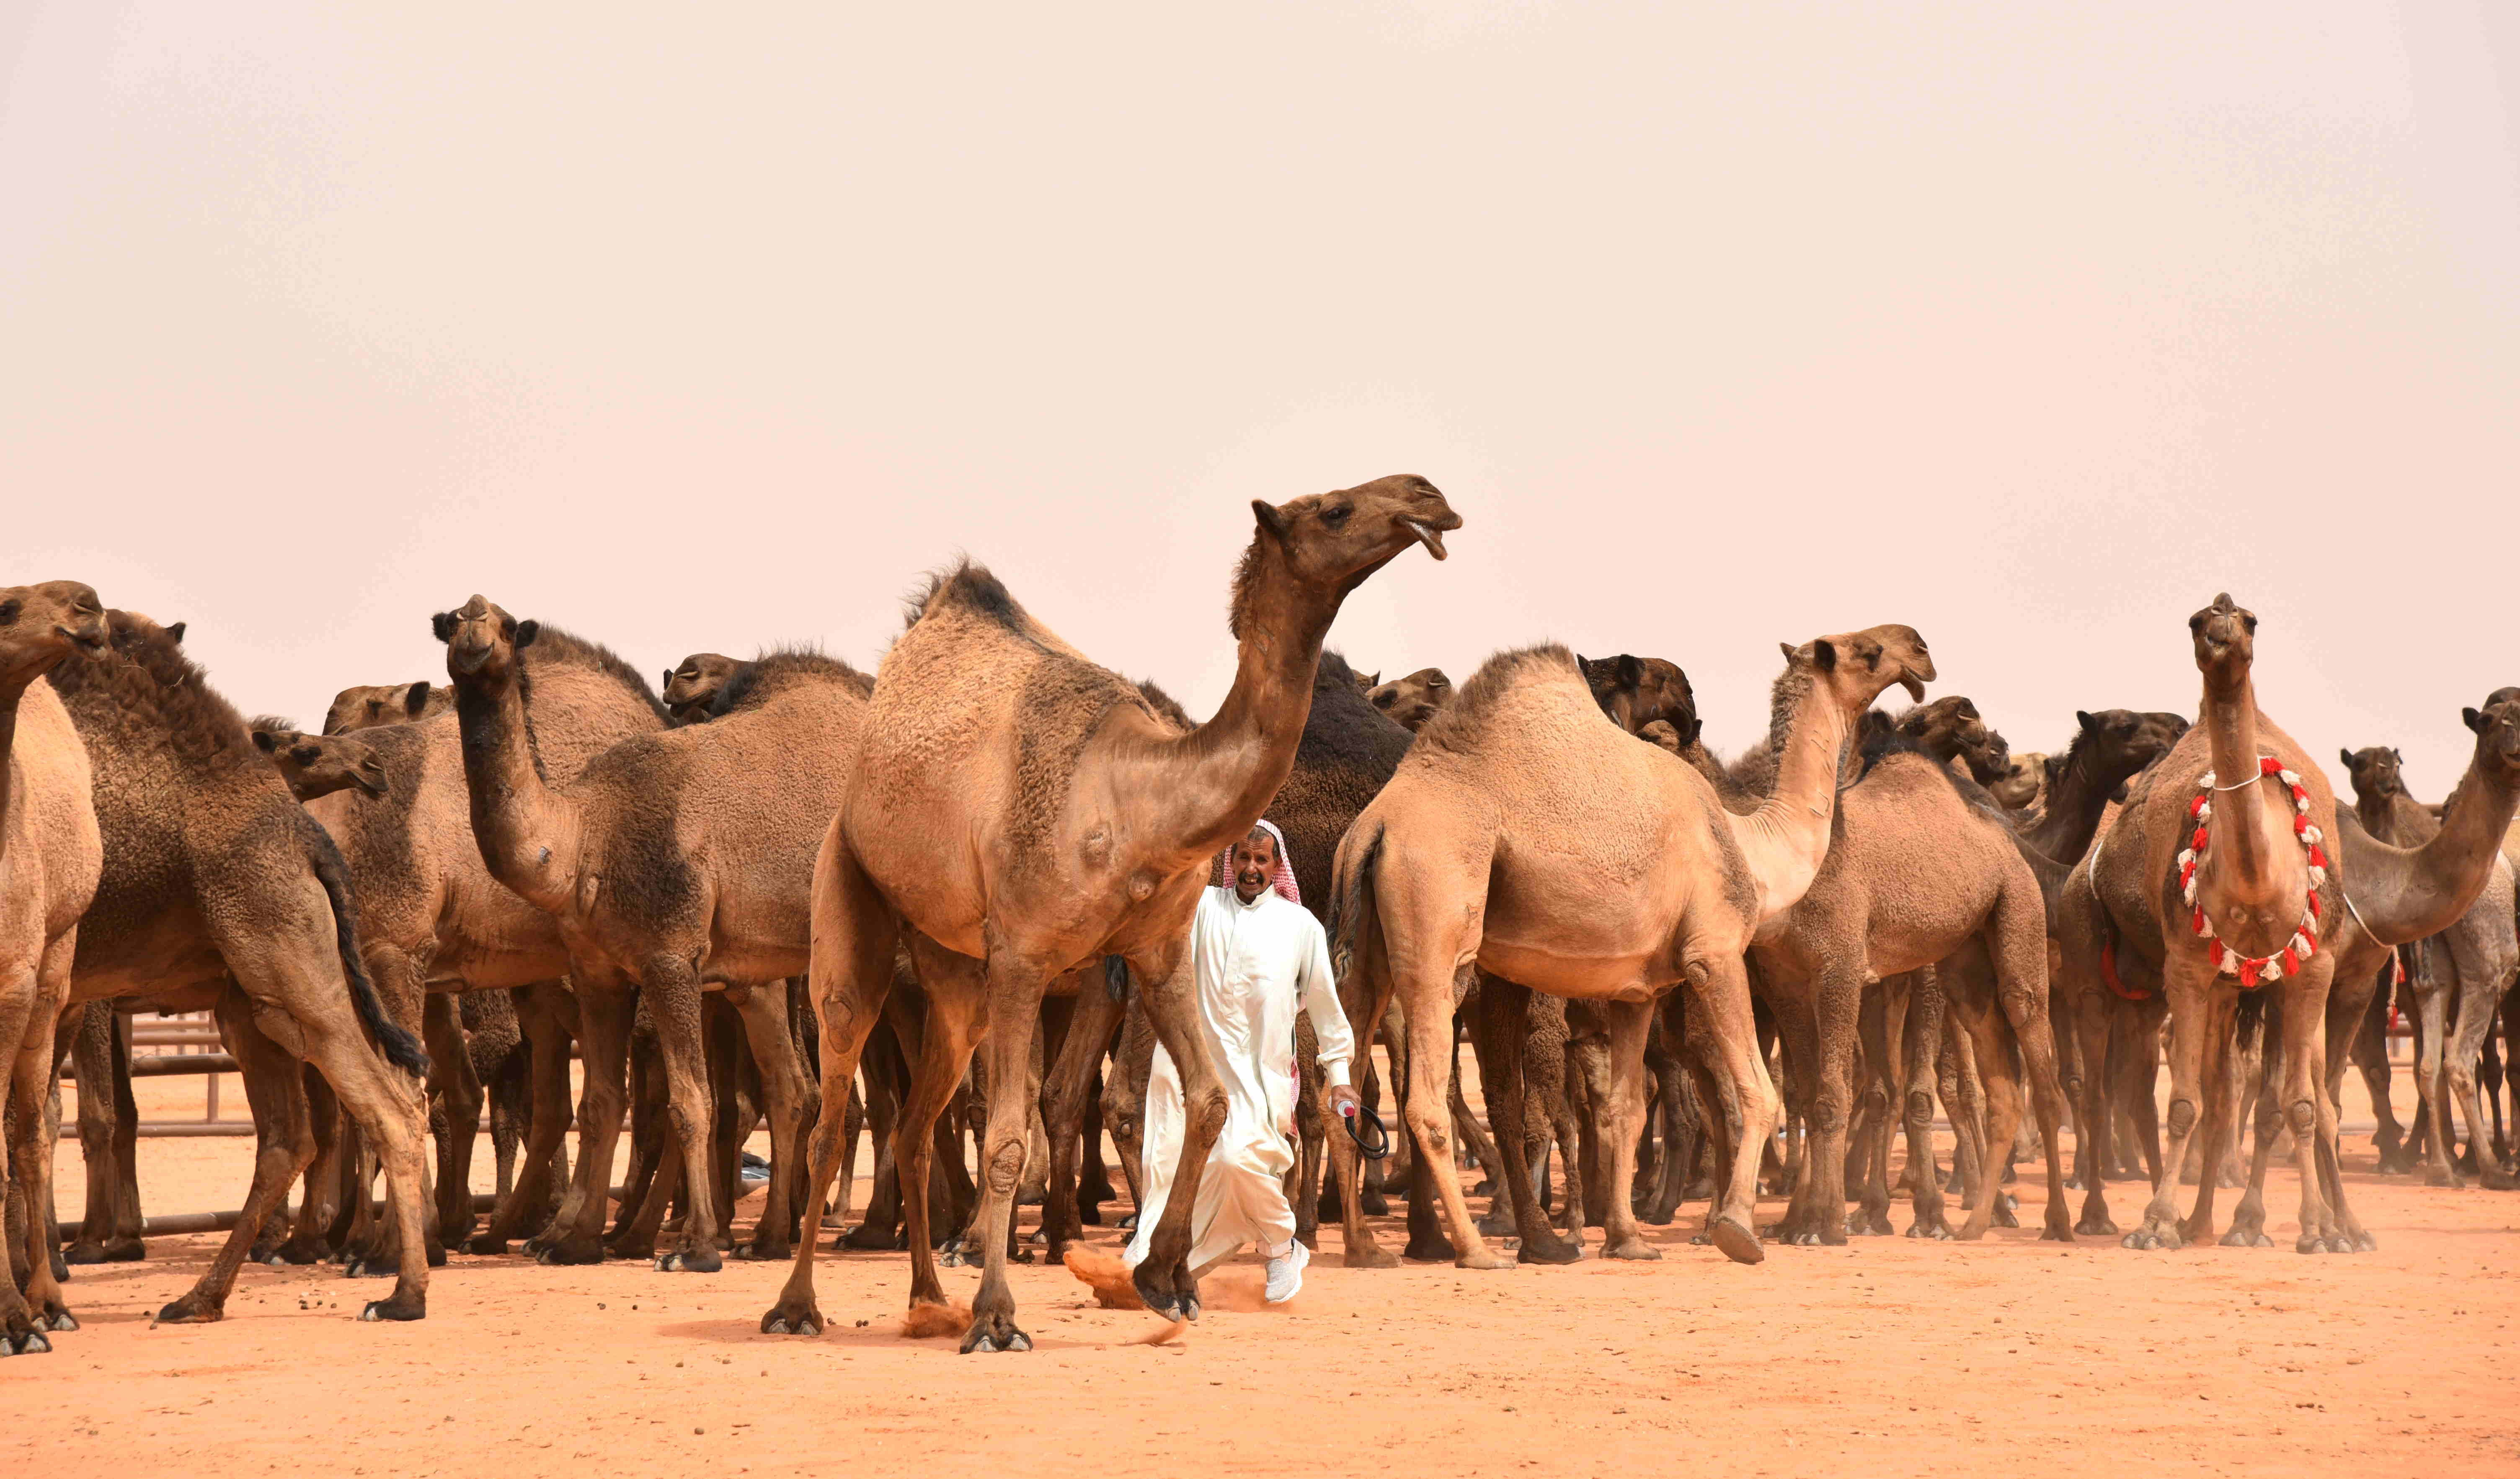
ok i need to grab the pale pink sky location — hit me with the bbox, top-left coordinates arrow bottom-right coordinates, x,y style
5,4 -> 2515,793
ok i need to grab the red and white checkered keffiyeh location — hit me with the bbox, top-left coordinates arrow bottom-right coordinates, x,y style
1213,818 -> 1301,905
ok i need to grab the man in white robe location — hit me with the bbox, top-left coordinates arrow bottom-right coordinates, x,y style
1123,821 -> 1358,1303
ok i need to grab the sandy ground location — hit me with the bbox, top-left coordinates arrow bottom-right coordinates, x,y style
11,1060 -> 2520,1478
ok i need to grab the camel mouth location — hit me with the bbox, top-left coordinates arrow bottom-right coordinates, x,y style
1900,676 -> 1926,702
356,774 -> 390,798
448,644 -> 493,676
1403,519 -> 1449,561
59,624 -> 107,654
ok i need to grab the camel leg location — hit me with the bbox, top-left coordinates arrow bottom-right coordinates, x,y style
1987,898 -> 2074,1241
1593,999 -> 1660,1260
2122,958 -> 2212,1250
0,939 -> 73,1348
2409,962 -> 2461,1187
1038,981 -> 1121,1262
889,942 -> 984,1322
477,982 -> 575,1254
1099,997 -> 1149,1222
1323,956 -> 1399,1270
1123,933 -> 1249,1315
728,984 -> 812,1259
2441,928 -> 2517,1191
760,858 -> 901,1337
539,979 -> 630,1266
65,1005 -> 140,1265
2064,988 -> 2118,1233
152,989 -> 319,1324
628,953 -> 724,1273
2269,962 -> 2351,1250
1898,966 -> 1952,1238
421,993 -> 483,1248
1688,955 -> 1770,1265
1472,975 -> 1578,1262
1846,978 -> 1897,1236
1380,962 -> 1504,1270
1940,1021 -> 1986,1205
956,952 -> 1057,1355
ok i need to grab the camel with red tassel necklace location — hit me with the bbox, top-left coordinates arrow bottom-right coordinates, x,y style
2179,755 -> 2325,988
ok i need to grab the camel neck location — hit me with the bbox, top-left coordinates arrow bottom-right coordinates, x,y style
2357,761 -> 2520,944
0,670 -> 30,830
2197,676 -> 2279,896
2019,740 -> 2109,863
1727,682 -> 1851,921
1154,537 -> 1336,863
449,664 -> 579,913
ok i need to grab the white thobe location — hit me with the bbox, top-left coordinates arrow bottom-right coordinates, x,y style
1124,885 -> 1356,1272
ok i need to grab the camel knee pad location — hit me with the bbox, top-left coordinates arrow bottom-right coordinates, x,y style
2166,1099 -> 2197,1138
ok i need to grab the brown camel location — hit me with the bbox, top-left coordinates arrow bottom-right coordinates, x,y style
1366,667 -> 1453,732
1329,627 -> 1933,1269
663,653 -> 748,725
323,681 -> 448,735
0,583 -> 107,1354
761,473 -> 1462,1352
437,613 -> 861,1270
292,622 -> 668,1262
250,719 -> 390,802
1990,751 -> 2050,814
46,612 -> 434,1322
2066,594 -> 2357,1252
2338,745 -> 2519,1188
1753,701 -> 2073,1246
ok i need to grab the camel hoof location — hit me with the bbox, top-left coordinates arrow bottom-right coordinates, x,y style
1343,1243 -> 1400,1270
1845,1211 -> 1893,1237
2425,1167 -> 2464,1190
260,1253 -> 287,1268
760,1301 -> 824,1337
342,1258 -> 394,1280
1403,1235 -> 1457,1263
2350,1230 -> 2379,1252
1454,1247 -> 1514,1271
1,1329 -> 52,1356
959,1321 -> 1032,1355
657,1247 -> 723,1273
2325,1234 -> 2358,1254
2074,1214 -> 2119,1237
2293,1234 -> 2328,1254
537,1238 -> 607,1267
2039,1223 -> 2074,1244
2122,1225 -> 2182,1252
41,1311 -> 79,1333
1708,1216 -> 1763,1266
358,1297 -> 424,1323
466,1234 -> 509,1257
1907,1220 -> 1955,1242
153,1295 -> 222,1325
424,1242 -> 449,1270
2220,1226 -> 2273,1248
1604,1239 -> 1660,1262
1516,1236 -> 1582,1267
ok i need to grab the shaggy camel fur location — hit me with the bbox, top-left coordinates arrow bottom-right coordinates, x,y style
1366,668 -> 1453,732
250,719 -> 389,802
294,625 -> 666,1261
1755,709 -> 2071,1246
0,583 -> 106,1354
1331,628 -> 1933,1268
48,612 -> 433,1322
763,474 -> 1461,1353
2071,595 -> 2357,1252
663,653 -> 747,725
440,613 -> 858,1270
323,681 -> 447,736
2340,745 -> 2519,1188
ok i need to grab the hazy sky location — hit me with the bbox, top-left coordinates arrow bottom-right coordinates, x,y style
6,3 -> 2515,794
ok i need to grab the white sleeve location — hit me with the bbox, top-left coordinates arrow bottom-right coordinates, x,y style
1295,913 -> 1355,1087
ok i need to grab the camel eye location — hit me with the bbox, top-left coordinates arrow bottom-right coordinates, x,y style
2241,615 -> 2258,634
1323,505 -> 1351,527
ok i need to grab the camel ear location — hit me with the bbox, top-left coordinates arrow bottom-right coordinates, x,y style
2078,710 -> 2098,733
1250,499 -> 1291,544
431,611 -> 457,643
165,621 -> 185,644
2465,707 -> 2487,734
403,681 -> 430,718
1810,639 -> 1838,672
1361,671 -> 1379,689
1617,654 -> 1643,689
252,728 -> 280,754
2392,748 -> 2403,764
1428,673 -> 1450,693
514,619 -> 540,648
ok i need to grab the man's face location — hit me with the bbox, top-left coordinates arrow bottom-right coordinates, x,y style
1233,836 -> 1277,903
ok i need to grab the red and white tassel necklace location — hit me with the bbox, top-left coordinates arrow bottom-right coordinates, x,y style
2179,756 -> 2325,989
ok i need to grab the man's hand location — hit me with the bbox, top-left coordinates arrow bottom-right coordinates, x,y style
1326,1083 -> 1363,1119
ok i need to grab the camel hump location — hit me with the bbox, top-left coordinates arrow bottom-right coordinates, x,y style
904,558 -> 1031,639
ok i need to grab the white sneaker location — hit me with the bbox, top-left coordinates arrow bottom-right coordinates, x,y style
1265,1239 -> 1309,1303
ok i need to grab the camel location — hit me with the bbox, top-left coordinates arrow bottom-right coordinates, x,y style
45,611 -> 434,1323
663,653 -> 748,725
0,582 -> 107,1355
437,611 -> 861,1269
1753,699 -> 2073,1246
2060,594 -> 2362,1253
1328,626 -> 1934,1269
1366,668 -> 1453,732
759,473 -> 1462,1352
2338,745 -> 2519,1188
323,681 -> 448,735
1990,751 -> 2050,814
250,719 -> 390,802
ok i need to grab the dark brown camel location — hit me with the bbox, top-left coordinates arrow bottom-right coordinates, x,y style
323,681 -> 448,735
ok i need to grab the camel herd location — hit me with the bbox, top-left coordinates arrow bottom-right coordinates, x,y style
5,476 -> 2519,1359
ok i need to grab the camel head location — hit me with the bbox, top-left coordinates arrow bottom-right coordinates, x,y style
2188,592 -> 2256,690
323,681 -> 436,735
1579,653 -> 1699,743
0,581 -> 109,680
433,595 -> 539,683
254,723 -> 390,800
1892,695 -> 1994,774
1352,669 -> 1380,695
1367,667 -> 1454,733
2075,708 -> 2190,801
1779,623 -> 1934,718
1247,474 -> 1462,601
2338,745 -> 2408,806
1988,751 -> 2046,810
2463,687 -> 2520,787
1637,719 -> 1687,756
664,652 -> 744,724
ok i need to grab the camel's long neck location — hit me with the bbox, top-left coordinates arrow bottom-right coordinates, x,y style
450,663 -> 580,913
1146,540 -> 1336,865
2349,760 -> 2520,945
2197,676 -> 2281,899
2019,742 -> 2111,863
0,669 -> 30,832
1725,682 -> 1851,922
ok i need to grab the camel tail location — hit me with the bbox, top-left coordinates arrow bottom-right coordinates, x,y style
302,818 -> 429,1076
1329,823 -> 1384,990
